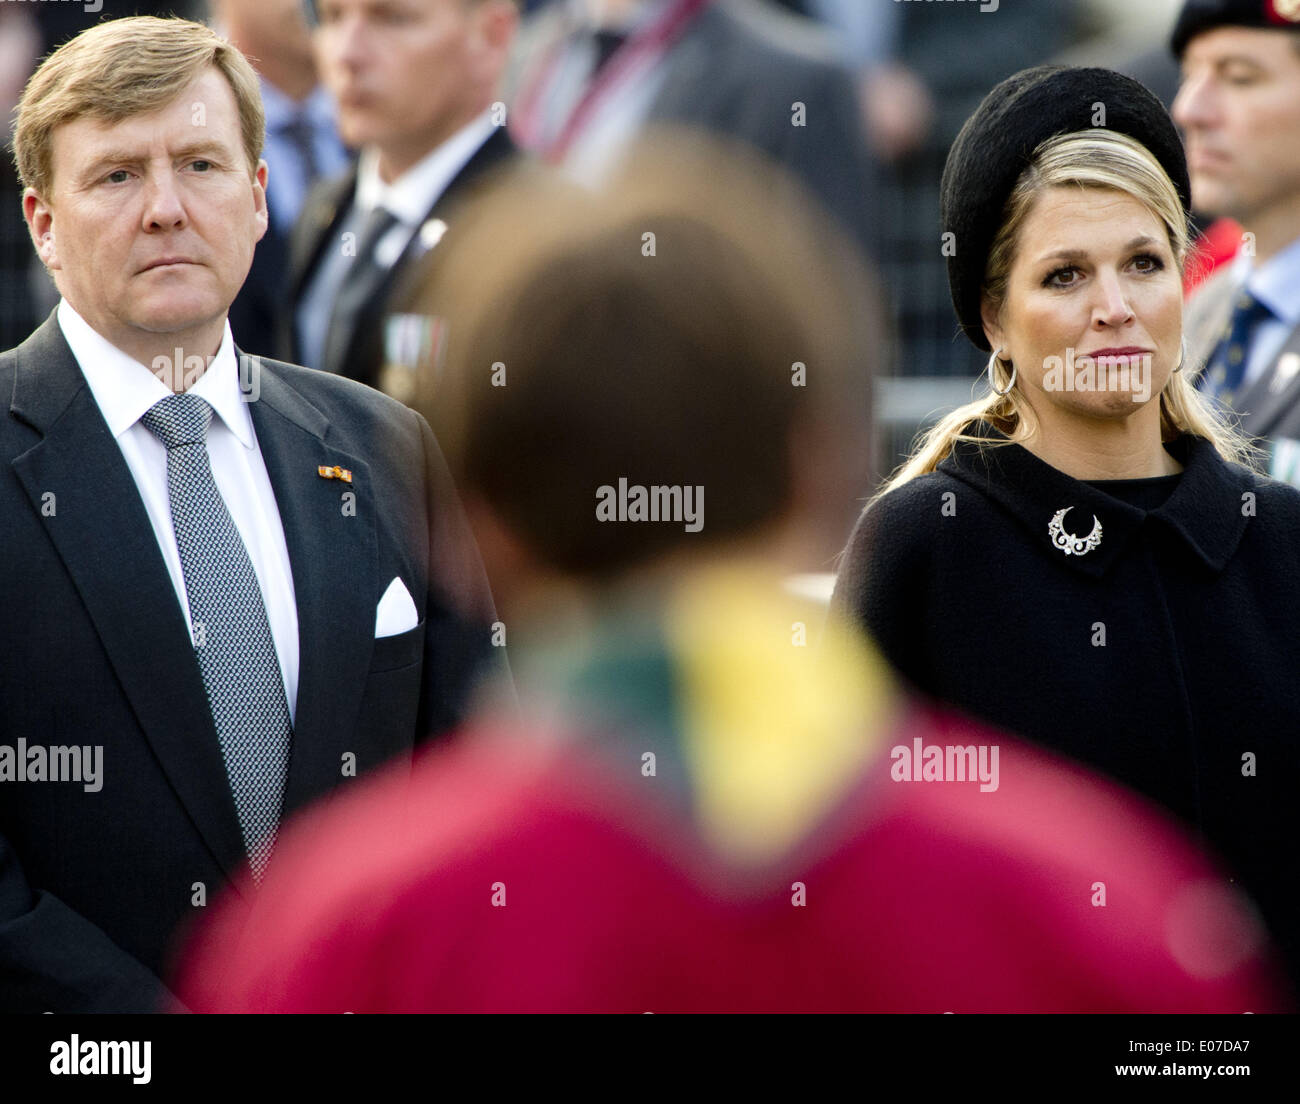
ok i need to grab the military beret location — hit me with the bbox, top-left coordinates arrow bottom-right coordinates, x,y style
940,66 -> 1192,353
1172,0 -> 1300,59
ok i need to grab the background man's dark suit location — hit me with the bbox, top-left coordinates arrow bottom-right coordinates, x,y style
507,0 -> 882,261
282,126 -> 518,391
0,313 -> 495,1012
227,217 -> 291,358
1185,265 -> 1300,443
645,0 -> 880,258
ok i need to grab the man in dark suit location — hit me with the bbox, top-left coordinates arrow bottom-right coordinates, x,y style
2,15 -> 495,1012
1171,0 -> 1300,458
287,0 -> 520,398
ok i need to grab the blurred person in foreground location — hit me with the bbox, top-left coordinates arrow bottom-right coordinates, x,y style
1171,0 -> 1300,460
833,66 -> 1300,1001
177,139 -> 1280,1013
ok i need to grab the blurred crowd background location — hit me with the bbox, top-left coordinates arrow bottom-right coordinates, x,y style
0,0 -> 1193,477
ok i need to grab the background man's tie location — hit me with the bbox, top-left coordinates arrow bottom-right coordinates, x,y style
1202,287 -> 1273,406
320,205 -> 401,377
141,394 -> 292,883
281,107 -> 321,195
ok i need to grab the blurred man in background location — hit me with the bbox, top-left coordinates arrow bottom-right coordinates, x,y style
287,0 -> 519,397
1172,0 -> 1300,463
506,0 -> 881,261
212,0 -> 350,355
0,5 -> 41,350
177,140 -> 1281,1013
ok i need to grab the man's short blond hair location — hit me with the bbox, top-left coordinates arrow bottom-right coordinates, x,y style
13,15 -> 266,197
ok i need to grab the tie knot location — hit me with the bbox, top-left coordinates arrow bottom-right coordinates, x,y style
141,393 -> 213,449
592,28 -> 627,73
359,204 -> 399,247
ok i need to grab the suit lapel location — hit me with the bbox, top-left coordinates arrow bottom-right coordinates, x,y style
243,359 -> 379,821
8,316 -> 251,891
1185,267 -> 1238,382
646,2 -> 721,123
288,165 -> 358,306
1234,323 -> 1300,439
425,125 -> 518,220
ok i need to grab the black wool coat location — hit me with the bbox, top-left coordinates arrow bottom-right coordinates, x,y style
833,424 -> 1300,995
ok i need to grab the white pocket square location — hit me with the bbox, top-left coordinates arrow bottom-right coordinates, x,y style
375,576 -> 420,638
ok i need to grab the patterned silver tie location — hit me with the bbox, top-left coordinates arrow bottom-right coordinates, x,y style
141,394 -> 291,883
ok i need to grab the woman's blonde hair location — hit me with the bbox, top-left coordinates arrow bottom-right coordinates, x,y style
878,129 -> 1259,499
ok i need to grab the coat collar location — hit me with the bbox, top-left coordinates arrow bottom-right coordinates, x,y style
938,422 -> 1254,578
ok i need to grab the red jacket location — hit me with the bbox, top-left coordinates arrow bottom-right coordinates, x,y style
174,705 -> 1284,1013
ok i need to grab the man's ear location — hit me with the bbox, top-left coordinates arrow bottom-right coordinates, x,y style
980,295 -> 1005,355
23,190 -> 60,271
252,160 -> 270,244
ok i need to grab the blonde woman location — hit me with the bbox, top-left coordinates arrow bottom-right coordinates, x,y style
833,66 -> 1300,998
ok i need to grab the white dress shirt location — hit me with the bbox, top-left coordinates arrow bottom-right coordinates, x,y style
352,109 -> 500,267
58,299 -> 301,722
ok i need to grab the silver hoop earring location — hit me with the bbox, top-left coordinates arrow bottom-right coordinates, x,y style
1172,336 -> 1187,374
987,349 -> 1016,396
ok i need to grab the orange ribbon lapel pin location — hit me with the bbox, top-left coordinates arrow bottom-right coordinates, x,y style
317,465 -> 353,483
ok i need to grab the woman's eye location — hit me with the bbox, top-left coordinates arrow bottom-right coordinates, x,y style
1045,267 -> 1079,288
1133,253 -> 1165,273
190,161 -> 212,172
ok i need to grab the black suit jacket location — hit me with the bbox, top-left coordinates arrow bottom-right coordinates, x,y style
283,126 -> 519,389
0,314 -> 497,1012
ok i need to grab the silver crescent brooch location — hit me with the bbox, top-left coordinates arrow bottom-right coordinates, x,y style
1048,507 -> 1102,556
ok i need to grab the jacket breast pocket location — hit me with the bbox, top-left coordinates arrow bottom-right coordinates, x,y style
369,620 -> 425,672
